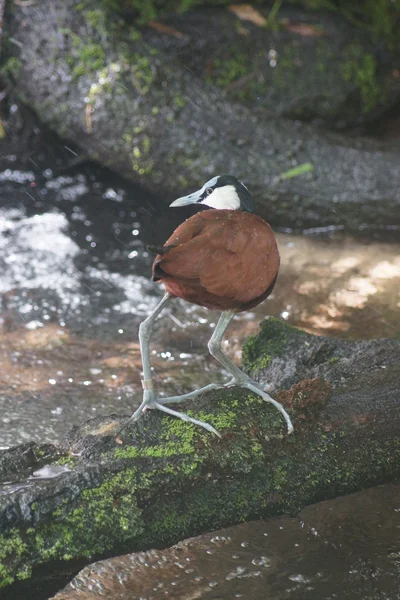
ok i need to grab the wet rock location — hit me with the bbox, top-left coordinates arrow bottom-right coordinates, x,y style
243,316 -> 400,394
0,320 -> 399,594
3,0 -> 400,233
52,482 -> 400,600
147,6 -> 400,129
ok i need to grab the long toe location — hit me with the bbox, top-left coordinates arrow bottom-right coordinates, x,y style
242,382 -> 294,434
154,402 -> 221,437
155,383 -> 221,405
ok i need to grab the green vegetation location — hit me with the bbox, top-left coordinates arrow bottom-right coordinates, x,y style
279,163 -> 314,180
0,57 -> 23,79
265,0 -> 284,30
131,54 -> 154,95
242,317 -> 302,372
209,54 -> 249,89
62,30 -> 106,80
341,44 -> 381,113
0,470 -> 143,586
93,0 -> 400,51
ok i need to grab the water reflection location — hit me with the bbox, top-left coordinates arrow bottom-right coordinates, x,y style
0,165 -> 399,446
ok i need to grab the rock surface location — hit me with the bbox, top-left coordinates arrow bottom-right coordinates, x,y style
52,482 -> 400,600
3,0 -> 400,233
146,5 -> 400,128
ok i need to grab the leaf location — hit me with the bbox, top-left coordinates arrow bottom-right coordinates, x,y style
0,120 -> 6,139
285,22 -> 323,37
148,21 -> 185,39
85,104 -> 92,134
279,163 -> 314,180
228,4 -> 267,27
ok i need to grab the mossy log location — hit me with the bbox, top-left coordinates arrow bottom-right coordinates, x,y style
3,0 -> 400,232
0,319 -> 399,594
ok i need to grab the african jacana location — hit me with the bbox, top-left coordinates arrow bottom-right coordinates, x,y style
121,175 -> 293,437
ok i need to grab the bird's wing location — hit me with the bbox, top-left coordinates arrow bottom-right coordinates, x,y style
154,212 -> 279,302
153,220 -> 224,280
200,234 -> 278,303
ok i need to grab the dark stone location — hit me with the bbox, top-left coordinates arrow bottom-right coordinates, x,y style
3,0 -> 400,233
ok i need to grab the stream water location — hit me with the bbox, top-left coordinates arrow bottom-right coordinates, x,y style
0,153 -> 399,599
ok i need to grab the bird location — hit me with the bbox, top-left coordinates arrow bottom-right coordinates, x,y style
119,175 -> 293,437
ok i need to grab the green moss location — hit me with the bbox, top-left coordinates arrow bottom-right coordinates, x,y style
242,317 -> 300,372
208,42 -> 298,107
327,356 -> 340,365
144,426 -> 400,547
131,54 -> 154,95
128,26 -> 142,41
85,9 -> 105,29
72,43 -> 106,79
0,529 -> 29,587
54,455 -> 78,468
210,54 -> 249,88
0,469 -> 144,587
341,44 -> 381,113
173,95 -> 186,109
0,57 -> 23,79
130,134 -> 154,174
122,132 -> 133,143
61,29 -> 107,80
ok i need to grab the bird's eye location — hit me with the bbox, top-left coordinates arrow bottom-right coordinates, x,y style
205,188 -> 213,196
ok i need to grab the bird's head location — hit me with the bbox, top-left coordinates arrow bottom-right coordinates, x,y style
170,175 -> 255,213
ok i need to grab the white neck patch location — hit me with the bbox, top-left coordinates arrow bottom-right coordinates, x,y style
200,185 -> 240,210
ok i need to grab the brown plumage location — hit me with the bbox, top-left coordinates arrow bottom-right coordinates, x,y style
152,209 -> 280,311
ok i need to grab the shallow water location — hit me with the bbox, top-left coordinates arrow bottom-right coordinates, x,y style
0,163 -> 400,447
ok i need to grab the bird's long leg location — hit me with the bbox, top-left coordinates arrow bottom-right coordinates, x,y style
117,293 -> 220,437
208,311 -> 294,434
116,292 -> 171,435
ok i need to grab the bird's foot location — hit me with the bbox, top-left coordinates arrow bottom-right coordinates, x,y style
224,376 -> 294,435
117,384 -> 221,438
115,388 -> 155,436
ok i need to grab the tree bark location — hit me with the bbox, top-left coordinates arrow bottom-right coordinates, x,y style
0,319 -> 399,592
3,0 -> 400,232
